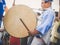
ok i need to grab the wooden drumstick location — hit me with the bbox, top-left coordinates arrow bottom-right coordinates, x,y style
20,18 -> 32,36
13,0 -> 15,6
20,18 -> 30,32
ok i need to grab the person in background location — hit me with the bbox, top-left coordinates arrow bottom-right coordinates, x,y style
0,0 -> 8,45
50,11 -> 60,45
0,0 -> 8,27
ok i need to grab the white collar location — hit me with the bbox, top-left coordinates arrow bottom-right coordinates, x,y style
43,7 -> 52,11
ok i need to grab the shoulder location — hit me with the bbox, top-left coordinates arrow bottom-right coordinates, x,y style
48,9 -> 55,15
46,8 -> 55,17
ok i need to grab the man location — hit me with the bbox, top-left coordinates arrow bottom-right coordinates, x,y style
0,0 -> 8,45
0,0 -> 8,28
29,0 -> 55,45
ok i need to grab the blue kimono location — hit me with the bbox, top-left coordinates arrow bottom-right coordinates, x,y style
0,0 -> 6,27
36,7 -> 55,36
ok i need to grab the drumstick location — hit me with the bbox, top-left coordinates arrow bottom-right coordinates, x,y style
20,18 -> 30,32
13,0 -> 15,6
20,18 -> 32,36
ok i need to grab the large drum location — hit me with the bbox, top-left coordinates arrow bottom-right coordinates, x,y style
3,5 -> 37,38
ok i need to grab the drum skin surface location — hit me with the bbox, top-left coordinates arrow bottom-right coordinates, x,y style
4,5 -> 37,38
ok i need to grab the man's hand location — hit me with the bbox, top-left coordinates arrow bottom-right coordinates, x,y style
28,29 -> 40,36
0,28 -> 4,32
4,6 -> 8,13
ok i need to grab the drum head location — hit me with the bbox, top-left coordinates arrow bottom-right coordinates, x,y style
4,5 -> 37,38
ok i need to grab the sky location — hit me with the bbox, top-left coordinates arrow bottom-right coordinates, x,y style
5,0 -> 59,12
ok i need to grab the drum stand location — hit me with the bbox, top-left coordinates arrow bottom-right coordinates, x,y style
2,30 -> 10,45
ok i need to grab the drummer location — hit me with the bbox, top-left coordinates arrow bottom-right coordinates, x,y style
29,0 -> 55,45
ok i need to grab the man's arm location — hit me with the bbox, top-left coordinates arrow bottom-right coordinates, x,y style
29,29 -> 40,36
0,28 -> 4,32
29,12 -> 55,36
3,0 -> 8,13
4,6 -> 8,13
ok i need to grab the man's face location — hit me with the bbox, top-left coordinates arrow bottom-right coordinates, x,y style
41,0 -> 50,9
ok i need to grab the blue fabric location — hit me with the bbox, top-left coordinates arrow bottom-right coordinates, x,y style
0,0 -> 6,20
0,40 -> 3,45
36,8 -> 55,36
0,20 -> 2,28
